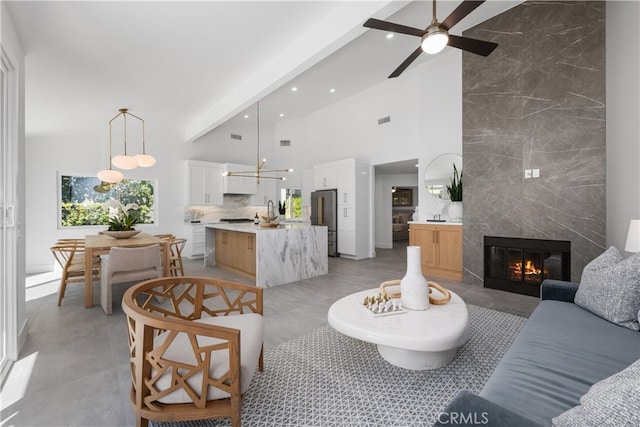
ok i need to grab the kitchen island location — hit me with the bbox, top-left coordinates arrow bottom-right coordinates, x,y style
204,223 -> 328,287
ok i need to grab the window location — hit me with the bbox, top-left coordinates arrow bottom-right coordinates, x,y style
279,188 -> 302,219
59,174 -> 156,228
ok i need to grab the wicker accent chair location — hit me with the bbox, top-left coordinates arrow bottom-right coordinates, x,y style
121,276 -> 264,427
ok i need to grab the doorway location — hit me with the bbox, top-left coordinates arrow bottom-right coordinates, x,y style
1,48 -> 19,384
373,159 -> 419,250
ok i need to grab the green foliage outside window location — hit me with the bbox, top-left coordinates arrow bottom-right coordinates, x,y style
280,190 -> 302,219
291,195 -> 302,218
60,175 -> 156,227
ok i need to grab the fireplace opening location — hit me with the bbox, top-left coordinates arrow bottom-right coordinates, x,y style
484,236 -> 570,297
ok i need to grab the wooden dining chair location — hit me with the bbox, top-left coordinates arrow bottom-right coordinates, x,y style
100,244 -> 163,315
50,242 -> 100,306
154,233 -> 175,240
168,238 -> 187,276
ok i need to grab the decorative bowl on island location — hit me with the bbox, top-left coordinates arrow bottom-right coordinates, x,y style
259,222 -> 280,228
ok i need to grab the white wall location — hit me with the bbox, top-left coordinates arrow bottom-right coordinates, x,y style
606,1 -> 640,251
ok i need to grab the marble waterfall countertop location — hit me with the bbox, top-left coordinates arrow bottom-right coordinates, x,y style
206,222 -> 315,233
204,223 -> 328,287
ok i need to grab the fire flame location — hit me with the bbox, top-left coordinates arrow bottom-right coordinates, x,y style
511,260 -> 542,281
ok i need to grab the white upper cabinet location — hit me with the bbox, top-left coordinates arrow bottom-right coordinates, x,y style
313,164 -> 339,190
223,163 -> 258,195
186,160 -> 224,206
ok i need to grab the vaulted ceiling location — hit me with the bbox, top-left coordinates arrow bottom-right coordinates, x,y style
6,1 -> 520,142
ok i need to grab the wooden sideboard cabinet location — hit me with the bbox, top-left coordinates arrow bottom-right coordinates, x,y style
409,223 -> 463,281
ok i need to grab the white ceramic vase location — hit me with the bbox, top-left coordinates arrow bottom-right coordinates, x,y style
400,246 -> 430,311
448,201 -> 463,222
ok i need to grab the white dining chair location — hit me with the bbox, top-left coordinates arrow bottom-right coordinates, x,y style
100,244 -> 162,315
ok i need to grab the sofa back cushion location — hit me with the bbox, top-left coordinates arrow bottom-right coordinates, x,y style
574,246 -> 640,331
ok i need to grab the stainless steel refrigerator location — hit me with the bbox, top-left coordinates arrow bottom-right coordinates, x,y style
311,189 -> 337,257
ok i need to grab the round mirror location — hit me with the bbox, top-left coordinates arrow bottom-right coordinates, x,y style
422,153 -> 462,221
424,153 -> 462,199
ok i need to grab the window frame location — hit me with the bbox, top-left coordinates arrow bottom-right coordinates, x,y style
56,171 -> 159,230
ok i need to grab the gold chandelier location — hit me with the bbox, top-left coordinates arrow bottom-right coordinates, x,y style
97,108 -> 156,183
223,102 -> 292,183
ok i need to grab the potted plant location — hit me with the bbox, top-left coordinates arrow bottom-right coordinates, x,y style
446,164 -> 463,222
102,200 -> 141,238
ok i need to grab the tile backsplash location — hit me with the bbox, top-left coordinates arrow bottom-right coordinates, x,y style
185,195 -> 310,223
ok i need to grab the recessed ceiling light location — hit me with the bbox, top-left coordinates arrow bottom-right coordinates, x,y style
279,113 -> 284,117
244,115 -> 249,119
386,33 -> 394,39
330,88 -> 336,93
291,87 -> 298,92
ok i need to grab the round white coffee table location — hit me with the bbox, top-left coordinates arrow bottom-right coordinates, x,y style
328,288 -> 470,370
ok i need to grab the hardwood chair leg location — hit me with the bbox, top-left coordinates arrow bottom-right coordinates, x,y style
137,416 -> 148,427
57,273 -> 68,306
259,345 -> 264,372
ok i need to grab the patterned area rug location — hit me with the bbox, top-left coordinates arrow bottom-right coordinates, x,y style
154,305 -> 526,427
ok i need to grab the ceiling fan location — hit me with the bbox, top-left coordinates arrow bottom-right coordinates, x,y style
364,0 -> 498,78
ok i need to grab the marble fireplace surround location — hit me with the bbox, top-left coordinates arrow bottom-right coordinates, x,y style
462,1 -> 606,286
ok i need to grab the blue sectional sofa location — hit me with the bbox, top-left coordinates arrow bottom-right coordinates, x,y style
435,279 -> 640,427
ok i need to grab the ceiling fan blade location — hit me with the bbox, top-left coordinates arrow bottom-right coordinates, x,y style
448,34 -> 498,57
363,18 -> 425,38
389,46 -> 424,78
441,0 -> 486,31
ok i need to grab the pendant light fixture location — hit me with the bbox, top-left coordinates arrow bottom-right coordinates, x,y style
97,114 -> 125,183
223,101 -> 293,183
111,108 -> 156,169
97,108 -> 155,183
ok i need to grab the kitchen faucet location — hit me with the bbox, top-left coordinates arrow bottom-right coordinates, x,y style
267,200 -> 274,222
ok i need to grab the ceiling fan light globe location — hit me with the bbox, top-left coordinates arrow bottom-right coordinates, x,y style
111,155 -> 138,170
97,169 -> 124,183
134,153 -> 156,167
421,31 -> 449,55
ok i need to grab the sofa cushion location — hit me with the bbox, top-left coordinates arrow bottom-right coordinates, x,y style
552,359 -> 640,426
153,313 -> 264,404
480,300 -> 640,426
574,246 -> 640,331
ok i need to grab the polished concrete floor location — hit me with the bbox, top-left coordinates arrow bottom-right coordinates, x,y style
1,242 -> 538,426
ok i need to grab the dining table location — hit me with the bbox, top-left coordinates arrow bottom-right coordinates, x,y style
84,232 -> 171,308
